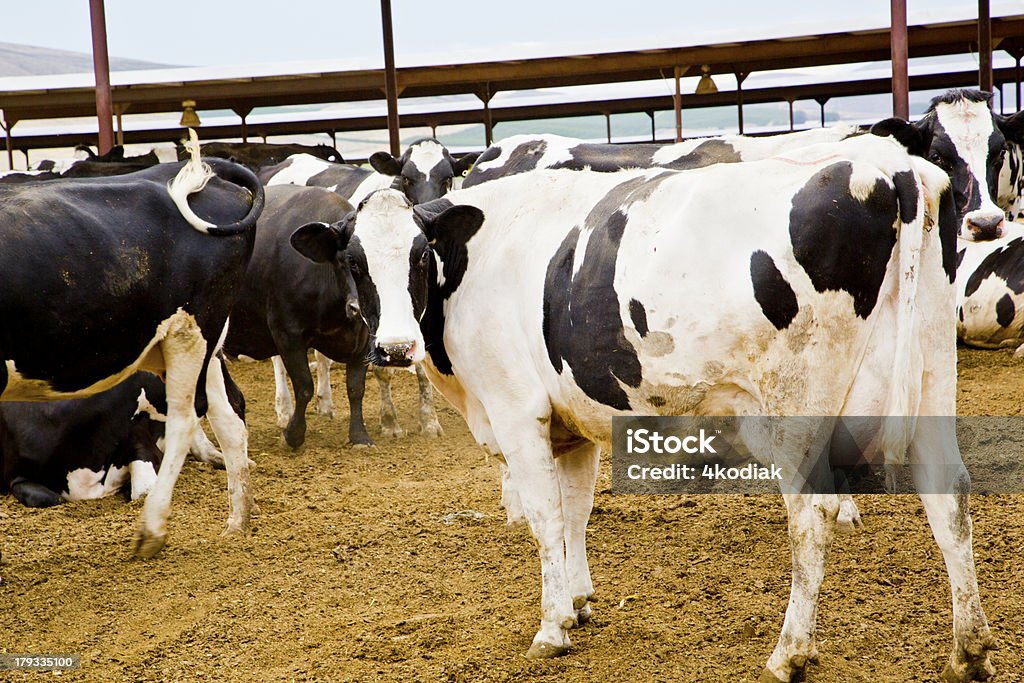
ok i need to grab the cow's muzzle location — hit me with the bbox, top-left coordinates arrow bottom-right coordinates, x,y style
965,214 -> 1005,241
374,341 -> 415,367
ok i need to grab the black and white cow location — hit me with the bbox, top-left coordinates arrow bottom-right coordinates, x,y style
0,365 -> 245,508
462,124 -> 856,187
0,147 -> 161,184
177,141 -> 344,171
997,139 -> 1023,222
0,135 -> 264,558
872,91 -> 1024,350
261,138 -> 477,438
291,133 -> 994,681
224,185 -> 375,448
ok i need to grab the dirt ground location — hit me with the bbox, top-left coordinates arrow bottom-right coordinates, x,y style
2,348 -> 1024,682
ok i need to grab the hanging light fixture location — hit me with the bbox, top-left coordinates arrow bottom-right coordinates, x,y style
179,100 -> 201,127
695,65 -> 718,95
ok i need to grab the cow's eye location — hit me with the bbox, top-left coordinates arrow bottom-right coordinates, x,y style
419,249 -> 431,265
402,176 -> 412,186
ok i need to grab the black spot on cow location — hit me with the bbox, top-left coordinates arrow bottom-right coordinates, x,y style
964,237 -> 1024,298
552,143 -> 658,172
892,170 -> 919,224
629,299 -> 649,337
996,293 -> 1016,327
956,248 -> 966,272
938,185 -> 959,283
463,140 -> 548,188
648,395 -> 666,407
660,138 -> 743,170
789,162 -> 899,319
958,307 -> 964,322
542,174 -> 672,410
750,250 -> 800,330
414,199 -> 485,375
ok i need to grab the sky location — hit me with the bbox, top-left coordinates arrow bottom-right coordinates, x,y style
3,0 -> 1019,69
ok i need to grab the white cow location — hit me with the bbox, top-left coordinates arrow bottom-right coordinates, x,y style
289,133 -> 993,681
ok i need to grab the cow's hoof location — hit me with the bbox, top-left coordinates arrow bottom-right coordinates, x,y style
381,425 -> 405,439
941,636 -> 998,682
759,669 -> 788,683
420,420 -> 444,438
133,531 -> 167,559
349,432 -> 374,448
283,429 -> 306,450
221,524 -> 247,538
574,603 -> 592,627
316,406 -> 335,419
526,641 -> 569,659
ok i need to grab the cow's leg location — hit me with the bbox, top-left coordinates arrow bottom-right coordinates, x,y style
910,420 -> 995,683
836,494 -> 863,534
9,478 -> 63,507
555,441 -> 599,626
271,356 -> 294,429
313,351 -> 335,418
134,320 -> 206,559
495,416 -> 575,658
415,363 -> 443,437
205,352 -> 252,535
762,492 -> 839,682
276,347 -> 314,449
374,366 -> 404,438
499,461 -> 527,525
344,362 -> 373,446
189,423 -> 225,468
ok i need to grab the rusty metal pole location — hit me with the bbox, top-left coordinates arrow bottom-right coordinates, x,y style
735,72 -> 748,135
380,0 -> 401,157
89,0 -> 114,155
890,0 -> 909,120
674,66 -> 682,142
979,0 -> 993,94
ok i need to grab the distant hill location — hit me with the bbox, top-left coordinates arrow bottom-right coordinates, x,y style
0,42 -> 175,77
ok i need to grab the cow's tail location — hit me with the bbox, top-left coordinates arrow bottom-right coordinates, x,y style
878,167 -> 929,482
168,128 -> 265,236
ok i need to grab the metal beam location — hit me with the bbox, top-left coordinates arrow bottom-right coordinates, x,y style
88,0 -> 114,154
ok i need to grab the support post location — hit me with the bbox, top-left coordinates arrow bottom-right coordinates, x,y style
674,66 -> 683,143
890,0 -> 909,119
648,111 -> 656,141
787,97 -> 795,131
605,112 -> 612,143
89,0 -> 114,155
735,71 -> 749,134
815,96 -> 830,127
979,0 -> 993,95
380,0 -> 401,157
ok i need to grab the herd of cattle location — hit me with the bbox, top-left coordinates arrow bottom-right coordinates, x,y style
1,88 -> 1022,681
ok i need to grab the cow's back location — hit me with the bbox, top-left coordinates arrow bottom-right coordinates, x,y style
0,163 -> 258,395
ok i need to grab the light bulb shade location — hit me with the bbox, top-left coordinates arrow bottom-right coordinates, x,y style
695,66 -> 718,95
180,100 -> 201,127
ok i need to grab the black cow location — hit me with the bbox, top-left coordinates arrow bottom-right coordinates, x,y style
224,185 -> 373,448
2,362 -> 246,508
74,144 -> 161,166
176,141 -> 344,170
0,142 -> 264,558
0,145 -> 160,183
259,138 -> 478,438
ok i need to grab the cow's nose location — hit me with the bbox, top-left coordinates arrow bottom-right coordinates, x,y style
346,300 -> 361,320
376,341 -> 415,366
967,215 -> 1004,241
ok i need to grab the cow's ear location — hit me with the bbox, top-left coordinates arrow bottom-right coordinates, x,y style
369,151 -> 403,176
997,111 -> 1024,144
418,204 -> 484,244
870,118 -> 931,157
452,152 -> 480,176
291,222 -> 342,263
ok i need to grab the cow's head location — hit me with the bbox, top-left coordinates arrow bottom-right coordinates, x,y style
287,209 -> 364,328
290,190 -> 433,366
369,138 -> 478,204
311,144 -> 345,164
872,89 -> 1024,241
